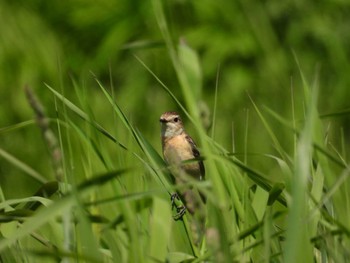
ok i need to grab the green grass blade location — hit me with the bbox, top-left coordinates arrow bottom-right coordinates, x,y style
0,169 -> 126,252
0,120 -> 36,134
248,94 -> 289,163
0,147 -> 47,183
284,72 -> 318,263
148,197 -> 172,262
45,83 -> 127,150
133,55 -> 190,120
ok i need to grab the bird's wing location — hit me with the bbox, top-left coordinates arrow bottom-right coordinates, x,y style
185,134 -> 205,180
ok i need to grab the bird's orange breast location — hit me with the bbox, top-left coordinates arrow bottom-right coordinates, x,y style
162,134 -> 201,178
163,134 -> 193,162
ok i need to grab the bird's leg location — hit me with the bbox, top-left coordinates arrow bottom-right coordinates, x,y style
171,192 -> 186,220
174,205 -> 186,220
171,192 -> 180,209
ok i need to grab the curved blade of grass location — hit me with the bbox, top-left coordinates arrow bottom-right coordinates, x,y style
237,211 -> 285,241
211,64 -> 220,139
265,106 -> 346,168
151,0 -> 200,122
264,154 -> 293,180
320,108 -> 350,118
133,55 -> 190,122
309,165 -> 350,220
0,147 -> 47,183
45,83 -> 127,150
225,155 -> 287,207
0,169 -> 127,252
85,189 -> 160,208
67,119 -> 109,169
0,196 -> 52,211
0,209 -> 35,223
0,120 -> 36,134
248,94 -> 289,163
121,39 -> 164,50
267,183 -> 285,206
95,77 -> 173,191
134,129 -> 174,184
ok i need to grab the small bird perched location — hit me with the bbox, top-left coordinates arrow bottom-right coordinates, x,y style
159,111 -> 205,219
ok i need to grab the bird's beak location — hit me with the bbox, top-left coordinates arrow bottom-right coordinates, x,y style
160,118 -> 167,123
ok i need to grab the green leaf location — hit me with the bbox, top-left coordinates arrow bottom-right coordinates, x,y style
149,197 -> 172,261
178,40 -> 203,99
267,183 -> 285,206
0,147 -> 47,184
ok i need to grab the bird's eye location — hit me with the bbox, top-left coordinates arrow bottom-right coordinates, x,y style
173,117 -> 179,122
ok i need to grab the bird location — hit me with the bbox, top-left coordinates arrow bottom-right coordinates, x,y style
159,111 -> 205,219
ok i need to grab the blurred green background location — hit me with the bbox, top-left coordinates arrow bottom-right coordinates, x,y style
1,0 -> 350,198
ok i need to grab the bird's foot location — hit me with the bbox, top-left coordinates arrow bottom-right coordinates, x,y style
171,193 -> 180,209
173,205 -> 186,220
171,192 -> 186,220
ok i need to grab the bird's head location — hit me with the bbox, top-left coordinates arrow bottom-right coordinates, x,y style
160,111 -> 184,138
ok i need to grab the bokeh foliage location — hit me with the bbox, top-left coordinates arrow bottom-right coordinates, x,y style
1,0 -> 350,196
1,0 -> 350,262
